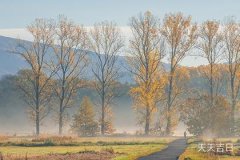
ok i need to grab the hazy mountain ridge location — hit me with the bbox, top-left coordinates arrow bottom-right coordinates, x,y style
0,35 -> 171,83
0,36 -> 137,134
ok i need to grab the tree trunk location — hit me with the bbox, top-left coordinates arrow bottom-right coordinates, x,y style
36,109 -> 40,136
101,90 -> 105,135
35,76 -> 40,136
145,107 -> 150,135
59,107 -> 63,135
231,103 -> 235,134
166,70 -> 173,136
166,111 -> 172,136
230,76 -> 236,134
59,73 -> 65,135
210,63 -> 214,108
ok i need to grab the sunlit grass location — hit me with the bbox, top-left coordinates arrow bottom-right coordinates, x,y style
0,136 -> 175,160
0,145 -> 166,160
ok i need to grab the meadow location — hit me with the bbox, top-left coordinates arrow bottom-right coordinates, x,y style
0,136 -> 175,160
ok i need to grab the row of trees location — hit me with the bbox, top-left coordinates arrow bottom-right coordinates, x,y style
14,16 -> 123,136
128,12 -> 240,136
128,12 -> 196,136
12,12 -> 240,137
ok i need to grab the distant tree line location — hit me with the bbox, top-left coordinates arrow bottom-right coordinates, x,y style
6,12 -> 240,137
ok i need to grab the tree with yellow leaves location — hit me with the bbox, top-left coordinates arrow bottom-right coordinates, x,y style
128,11 -> 165,135
181,93 -> 231,137
129,51 -> 165,135
71,96 -> 99,136
161,13 -> 197,135
160,66 -> 190,135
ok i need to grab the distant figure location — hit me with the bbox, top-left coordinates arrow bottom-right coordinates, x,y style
184,131 -> 187,139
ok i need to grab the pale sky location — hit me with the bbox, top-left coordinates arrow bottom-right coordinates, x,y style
1,0 -> 236,66
1,0 -> 240,28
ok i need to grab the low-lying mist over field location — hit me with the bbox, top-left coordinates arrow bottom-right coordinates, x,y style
0,35 -> 184,136
0,11 -> 239,139
0,31 -> 237,137
1,1 -> 240,160
0,34 -> 231,137
0,75 -> 136,135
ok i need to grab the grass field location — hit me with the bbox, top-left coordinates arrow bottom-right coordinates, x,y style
0,136 -> 175,160
179,137 -> 240,160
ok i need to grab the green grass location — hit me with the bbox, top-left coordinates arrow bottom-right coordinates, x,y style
113,144 -> 167,160
0,136 -> 175,160
0,144 -> 166,160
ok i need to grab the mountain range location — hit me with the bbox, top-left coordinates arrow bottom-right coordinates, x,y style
0,35 -> 171,83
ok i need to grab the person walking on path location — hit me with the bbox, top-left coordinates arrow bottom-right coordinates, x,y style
184,131 -> 187,139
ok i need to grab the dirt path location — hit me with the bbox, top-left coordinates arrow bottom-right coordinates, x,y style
138,139 -> 187,160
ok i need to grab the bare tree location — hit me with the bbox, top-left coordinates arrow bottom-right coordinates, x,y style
128,11 -> 165,135
89,21 -> 124,135
161,13 -> 197,135
223,19 -> 240,134
53,16 -> 89,135
14,19 -> 55,136
196,20 -> 225,135
198,20 -> 223,107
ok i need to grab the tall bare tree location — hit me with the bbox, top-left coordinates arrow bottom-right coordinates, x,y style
198,20 -> 223,107
128,11 -> 165,135
53,16 -> 89,135
197,21 -> 225,135
223,19 -> 240,133
161,13 -> 197,135
89,21 -> 124,135
14,19 -> 55,136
